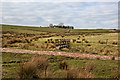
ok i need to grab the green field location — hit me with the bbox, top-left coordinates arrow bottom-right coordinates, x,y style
2,24 -> 117,33
2,24 -> 119,56
1,24 -> 119,79
2,25 -> 68,34
2,52 -> 118,78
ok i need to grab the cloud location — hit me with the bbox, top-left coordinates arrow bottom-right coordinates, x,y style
1,2 -> 118,29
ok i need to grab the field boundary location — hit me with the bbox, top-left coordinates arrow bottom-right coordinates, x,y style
1,48 -> 120,60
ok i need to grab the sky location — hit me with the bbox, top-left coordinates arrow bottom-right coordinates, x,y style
1,2 -> 118,29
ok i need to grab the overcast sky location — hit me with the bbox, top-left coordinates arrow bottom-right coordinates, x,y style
1,2 -> 118,29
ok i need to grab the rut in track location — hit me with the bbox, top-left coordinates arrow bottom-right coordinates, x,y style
1,48 -> 120,60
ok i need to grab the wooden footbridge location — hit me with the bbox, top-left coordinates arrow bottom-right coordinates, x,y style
46,39 -> 71,50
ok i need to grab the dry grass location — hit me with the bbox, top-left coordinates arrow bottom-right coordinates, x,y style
66,68 -> 78,78
98,40 -> 106,44
72,39 -> 76,43
64,62 -> 95,78
79,62 -> 95,78
85,62 -> 96,73
111,41 -> 118,45
76,41 -> 81,43
78,63 -> 95,78
18,55 -> 49,79
46,43 -> 56,49
85,40 -> 89,43
113,69 -> 120,80
18,61 -> 38,79
87,44 -> 91,46
7,38 -> 26,44
78,70 -> 93,78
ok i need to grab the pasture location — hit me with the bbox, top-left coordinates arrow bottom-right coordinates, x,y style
1,24 -> 119,79
2,25 -> 119,56
2,52 -> 118,78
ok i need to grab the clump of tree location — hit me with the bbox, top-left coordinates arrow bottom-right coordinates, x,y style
49,23 -> 74,29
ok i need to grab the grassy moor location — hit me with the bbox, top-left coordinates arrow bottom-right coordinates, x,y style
1,24 -> 119,79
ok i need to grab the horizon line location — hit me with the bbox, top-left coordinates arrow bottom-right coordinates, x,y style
0,23 -> 118,29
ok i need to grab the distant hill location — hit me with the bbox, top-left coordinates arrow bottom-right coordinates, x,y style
1,24 -> 117,34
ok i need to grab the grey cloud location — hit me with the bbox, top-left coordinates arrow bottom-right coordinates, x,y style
1,2 -> 118,29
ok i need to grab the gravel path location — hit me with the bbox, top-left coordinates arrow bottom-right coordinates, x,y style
1,48 -> 120,60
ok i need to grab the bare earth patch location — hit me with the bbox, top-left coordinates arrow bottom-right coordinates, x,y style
1,48 -> 120,60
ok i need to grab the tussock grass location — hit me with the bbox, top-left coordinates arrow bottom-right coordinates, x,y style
78,62 -> 95,78
2,52 -> 119,78
114,69 -> 120,80
66,68 -> 78,78
111,41 -> 118,45
18,56 -> 49,79
65,62 -> 95,78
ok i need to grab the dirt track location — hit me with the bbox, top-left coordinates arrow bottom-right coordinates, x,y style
1,48 -> 120,60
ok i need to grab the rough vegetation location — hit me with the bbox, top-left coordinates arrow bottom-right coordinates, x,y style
2,52 -> 119,79
2,25 -> 119,79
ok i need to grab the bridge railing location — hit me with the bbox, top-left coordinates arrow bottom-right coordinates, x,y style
46,39 -> 71,49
